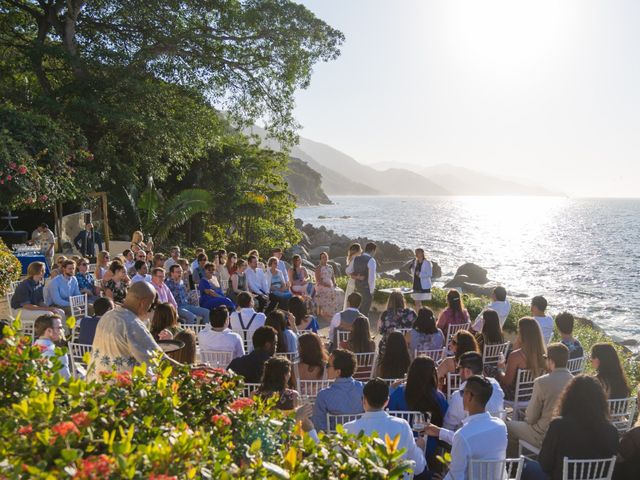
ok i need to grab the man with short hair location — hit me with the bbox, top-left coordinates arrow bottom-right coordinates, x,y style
198,306 -> 244,359
346,242 -> 377,316
32,223 -> 56,269
245,255 -> 271,312
122,249 -> 135,272
427,376 -> 508,480
149,267 -> 177,310
48,259 -> 82,316
531,295 -> 554,344
34,314 -> 71,380
165,264 -> 210,324
555,312 -> 583,359
329,292 -> 363,349
229,292 -> 266,349
191,253 -> 208,285
271,248 -> 290,286
163,246 -> 181,271
506,343 -> 573,455
190,248 -> 205,273
345,378 -> 427,478
472,286 -> 511,331
131,260 -> 152,283
312,349 -> 365,432
77,297 -> 114,345
227,325 -> 277,382
73,222 -> 103,262
443,352 -> 505,432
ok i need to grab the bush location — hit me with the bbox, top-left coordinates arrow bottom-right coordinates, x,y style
0,320 -> 412,479
0,238 -> 21,296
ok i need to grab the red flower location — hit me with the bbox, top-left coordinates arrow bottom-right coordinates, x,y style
6,175 -> 12,181
74,454 -> 111,479
17,165 -> 27,174
52,421 -> 80,438
18,425 -> 32,435
211,414 -> 232,427
9,162 -> 16,169
115,372 -> 132,387
36,344 -> 48,353
190,369 -> 207,379
71,411 -> 91,428
229,398 -> 255,411
149,475 -> 177,480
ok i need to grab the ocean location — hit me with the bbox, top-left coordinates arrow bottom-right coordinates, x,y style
295,196 -> 640,345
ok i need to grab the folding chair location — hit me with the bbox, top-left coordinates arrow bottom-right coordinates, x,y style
297,378 -> 333,402
446,372 -> 462,401
519,439 -> 540,460
353,351 -> 378,381
242,382 -> 261,398
200,350 -> 234,368
504,369 -> 535,421
326,413 -> 364,433
6,292 -> 16,320
482,341 -> 511,367
567,357 -> 586,375
469,457 -> 525,480
562,456 -> 616,480
415,347 -> 446,363
275,351 -> 299,363
68,342 -> 92,378
608,397 -> 637,434
189,324 -> 209,345
69,294 -> 89,318
337,329 -> 350,345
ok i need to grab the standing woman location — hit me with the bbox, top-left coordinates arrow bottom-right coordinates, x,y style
314,252 -> 345,320
410,248 -> 432,311
215,249 -> 228,288
591,343 -> 631,399
343,243 -> 362,309
219,252 -> 238,292
131,230 -> 153,252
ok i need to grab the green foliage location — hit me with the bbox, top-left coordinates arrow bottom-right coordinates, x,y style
0,238 -> 21,296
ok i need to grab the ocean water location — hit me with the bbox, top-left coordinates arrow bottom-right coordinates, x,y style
295,196 -> 640,344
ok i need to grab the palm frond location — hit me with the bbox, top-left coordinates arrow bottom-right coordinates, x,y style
153,188 -> 213,243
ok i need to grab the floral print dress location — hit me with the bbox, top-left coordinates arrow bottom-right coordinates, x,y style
378,308 -> 417,356
314,264 -> 345,319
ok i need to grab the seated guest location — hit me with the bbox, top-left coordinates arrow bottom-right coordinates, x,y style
33,314 -> 71,380
474,309 -> 505,353
103,262 -> 128,304
531,295 -> 554,344
131,250 -> 148,276
150,267 -> 178,310
270,247 -> 289,285
443,352 -> 504,432
311,349 -> 365,432
265,309 -> 297,354
227,326 -> 278,383
436,289 -> 470,332
379,291 -> 417,355
48,259 -> 82,316
340,315 -> 376,353
163,246 -> 181,271
495,318 -> 546,398
230,292 -> 266,349
75,258 -> 98,303
377,331 -> 412,379
130,260 -> 152,283
297,332 -> 328,380
288,296 -> 319,333
198,262 -> 236,311
77,297 -> 114,345
95,251 -> 110,281
288,254 -> 311,297
591,343 -> 631,399
257,357 -> 300,410
191,253 -> 208,286
409,307 -> 445,357
49,254 -> 67,279
166,329 -> 197,365
122,249 -> 135,273
227,258 -> 249,303
245,254 -> 271,312
471,286 -> 511,331
150,303 -> 183,341
614,418 -> 640,480
329,292 -> 363,348
345,378 -> 427,478
198,306 -> 244,359
190,248 -> 205,276
166,264 -> 210,325
437,330 -> 479,386
152,253 -> 165,269
524,376 -> 619,480
555,312 -> 583,359
266,256 -> 292,310
11,262 -> 65,321
389,356 -> 448,462
427,376 -> 508,480
506,343 -> 573,456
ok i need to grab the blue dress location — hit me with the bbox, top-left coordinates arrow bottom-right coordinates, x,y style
198,277 -> 236,310
388,385 -> 448,458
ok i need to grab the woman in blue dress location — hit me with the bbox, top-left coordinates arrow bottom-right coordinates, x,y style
198,262 -> 236,311
266,256 -> 292,310
288,295 -> 319,333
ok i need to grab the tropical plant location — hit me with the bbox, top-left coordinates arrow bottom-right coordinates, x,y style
0,238 -> 21,296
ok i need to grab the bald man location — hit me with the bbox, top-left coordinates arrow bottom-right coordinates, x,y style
87,282 -> 180,381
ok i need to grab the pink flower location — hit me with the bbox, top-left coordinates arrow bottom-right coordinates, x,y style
115,372 -> 132,387
18,425 -> 32,435
149,475 -> 177,480
211,414 -> 232,427
71,411 -> 91,428
9,162 -> 16,169
17,165 -> 27,174
229,398 -> 255,411
39,195 -> 48,202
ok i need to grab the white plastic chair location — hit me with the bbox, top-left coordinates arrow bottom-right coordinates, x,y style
242,382 -> 261,397
445,322 -> 472,349
297,378 -> 333,402
353,351 -> 378,381
562,456 -> 616,480
275,351 -> 299,363
68,342 -> 92,378
519,439 -> 540,459
6,293 -> 16,320
188,323 -> 209,345
608,397 -> 637,434
469,457 -> 525,480
482,341 -> 511,367
20,320 -> 35,342
326,412 -> 364,433
415,347 -> 446,363
567,356 -> 586,375
447,372 -> 462,400
378,378 -> 405,386
337,329 -> 350,345
69,294 -> 88,319
504,369 -> 535,420
200,350 -> 234,368
87,264 -> 97,273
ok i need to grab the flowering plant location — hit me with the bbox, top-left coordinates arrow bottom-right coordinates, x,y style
0,238 -> 21,296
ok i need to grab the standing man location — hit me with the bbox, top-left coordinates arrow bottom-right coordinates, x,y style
32,223 -> 55,269
346,242 -> 377,316
74,222 -> 103,263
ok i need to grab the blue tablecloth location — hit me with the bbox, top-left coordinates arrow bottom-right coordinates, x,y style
14,254 -> 50,277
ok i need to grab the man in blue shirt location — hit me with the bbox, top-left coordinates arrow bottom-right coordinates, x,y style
77,297 -> 114,345
165,265 -> 210,324
49,259 -> 82,316
312,349 -> 365,431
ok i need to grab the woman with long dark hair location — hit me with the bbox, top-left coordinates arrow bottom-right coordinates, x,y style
341,315 -> 376,353
409,307 -> 445,356
591,343 -> 631,399
437,289 -> 470,332
388,356 -> 448,462
265,309 -> 290,354
297,333 -> 328,380
437,330 -> 479,384
288,296 -> 319,333
475,309 -> 505,352
377,331 -> 412,379
257,357 -> 300,410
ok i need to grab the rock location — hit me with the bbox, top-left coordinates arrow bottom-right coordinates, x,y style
310,230 -> 333,246
332,256 -> 347,269
328,260 -> 342,277
459,282 -> 494,297
455,263 -> 489,284
308,245 -> 330,259
301,259 -> 316,272
287,245 -> 309,260
443,275 -> 470,289
394,271 -> 413,283
298,231 -> 311,249
617,338 -> 639,347
432,261 -> 442,279
381,272 -> 395,280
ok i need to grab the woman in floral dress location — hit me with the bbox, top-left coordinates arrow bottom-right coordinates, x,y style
378,291 -> 417,356
314,252 -> 345,320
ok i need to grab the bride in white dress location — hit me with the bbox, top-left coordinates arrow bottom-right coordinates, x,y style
343,243 -> 362,309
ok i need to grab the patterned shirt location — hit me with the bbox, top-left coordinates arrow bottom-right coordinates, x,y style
75,272 -> 95,292
165,278 -> 188,307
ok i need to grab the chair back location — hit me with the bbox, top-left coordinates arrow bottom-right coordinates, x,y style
87,264 -> 97,273
10,280 -> 21,294
297,378 -> 333,401
447,372 -> 462,400
567,356 -> 586,375
378,378 -> 405,386
20,320 -> 35,342
385,410 -> 424,427
353,351 -> 378,381
561,456 -> 616,480
337,329 -> 350,345
506,369 -> 535,420
242,382 -> 261,398
468,458 -> 525,480
200,350 -> 234,368
608,397 -> 637,434
232,328 -> 254,353
326,413 -> 364,433
69,294 -> 88,318
275,351 -> 299,363
188,324 -> 209,345
482,341 -> 511,367
415,347 -> 446,363
445,322 -> 472,347
68,342 -> 92,378
6,293 -> 16,319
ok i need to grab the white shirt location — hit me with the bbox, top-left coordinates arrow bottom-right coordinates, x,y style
246,266 -> 268,295
131,273 -> 152,284
534,315 -> 554,344
283,329 -> 298,354
190,258 -> 199,273
198,326 -> 244,359
164,258 -> 178,271
345,411 -> 426,476
442,377 -> 505,433
277,259 -> 289,284
471,300 -> 512,330
230,307 -> 266,350
329,307 -> 360,342
441,412 -> 507,480
345,255 -> 377,293
34,338 -> 71,380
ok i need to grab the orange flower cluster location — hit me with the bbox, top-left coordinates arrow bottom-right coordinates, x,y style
52,421 -> 80,438
229,398 -> 254,412
211,414 -> 232,427
74,454 -> 111,479
71,411 -> 91,428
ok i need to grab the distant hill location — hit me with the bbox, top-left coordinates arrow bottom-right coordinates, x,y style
285,157 -> 332,205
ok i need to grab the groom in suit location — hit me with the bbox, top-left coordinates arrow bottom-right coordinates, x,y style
346,242 -> 377,316
74,222 -> 103,262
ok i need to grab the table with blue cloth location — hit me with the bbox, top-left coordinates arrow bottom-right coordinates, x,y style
14,254 -> 50,277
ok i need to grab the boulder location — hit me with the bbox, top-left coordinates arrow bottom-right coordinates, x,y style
332,256 -> 347,269
381,272 -> 395,280
308,245 -> 330,259
459,282 -> 494,297
301,259 -> 316,272
286,244 -> 309,260
455,263 -> 488,284
394,271 -> 413,283
328,260 -> 342,277
443,274 -> 470,289
298,231 -> 312,248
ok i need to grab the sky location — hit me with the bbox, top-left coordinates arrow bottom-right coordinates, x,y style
293,0 -> 640,197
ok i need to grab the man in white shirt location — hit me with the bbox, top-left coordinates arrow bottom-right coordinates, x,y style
329,292 -> 362,348
130,260 -> 152,283
345,378 -> 427,478
33,313 -> 71,380
442,352 -> 505,433
427,376 -> 508,480
345,242 -> 377,316
471,286 -> 511,331
198,306 -> 244,359
245,254 -> 271,312
229,292 -> 266,351
163,246 -> 181,271
531,295 -> 554,344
